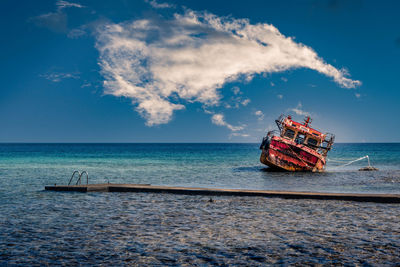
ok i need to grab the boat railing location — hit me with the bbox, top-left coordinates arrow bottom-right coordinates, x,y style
320,133 -> 335,156
275,114 -> 286,132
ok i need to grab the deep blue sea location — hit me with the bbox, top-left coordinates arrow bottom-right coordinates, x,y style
1,143 -> 399,265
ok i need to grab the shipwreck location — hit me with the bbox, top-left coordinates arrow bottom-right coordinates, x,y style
259,115 -> 335,172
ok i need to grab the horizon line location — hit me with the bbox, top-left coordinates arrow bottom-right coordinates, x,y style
0,142 -> 399,144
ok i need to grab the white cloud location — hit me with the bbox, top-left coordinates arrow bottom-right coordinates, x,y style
29,12 -> 68,32
224,87 -> 249,109
56,0 -> 84,10
229,132 -> 250,138
289,102 -> 311,116
211,113 -> 243,131
277,94 -> 283,99
81,81 -> 92,88
254,110 -> 264,120
30,1 -> 84,33
231,86 -> 241,95
68,28 -> 86,38
281,77 -> 288,82
144,0 -> 174,9
355,93 -> 361,98
96,10 -> 360,126
40,72 -> 80,82
241,98 -> 251,106
224,97 -> 250,109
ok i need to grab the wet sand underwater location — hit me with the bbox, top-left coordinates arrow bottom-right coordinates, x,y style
1,192 -> 399,265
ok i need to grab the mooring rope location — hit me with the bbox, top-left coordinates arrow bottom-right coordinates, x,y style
327,158 -> 356,163
329,155 -> 371,170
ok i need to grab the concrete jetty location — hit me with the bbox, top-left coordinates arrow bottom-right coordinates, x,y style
45,183 -> 400,203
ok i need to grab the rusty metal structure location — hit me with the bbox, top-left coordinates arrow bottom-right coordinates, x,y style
259,115 -> 335,172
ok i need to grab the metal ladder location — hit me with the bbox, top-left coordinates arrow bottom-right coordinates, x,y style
68,170 -> 89,185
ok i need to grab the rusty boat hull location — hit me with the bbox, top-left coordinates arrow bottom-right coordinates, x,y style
260,137 -> 325,172
259,115 -> 333,172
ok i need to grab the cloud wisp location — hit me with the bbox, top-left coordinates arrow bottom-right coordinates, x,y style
254,110 -> 264,121
56,0 -> 85,11
96,10 -> 361,127
144,0 -> 174,9
211,114 -> 243,131
40,72 -> 80,82
289,102 -> 311,117
29,0 -> 85,33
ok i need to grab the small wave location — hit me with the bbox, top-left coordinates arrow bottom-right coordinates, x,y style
232,166 -> 265,172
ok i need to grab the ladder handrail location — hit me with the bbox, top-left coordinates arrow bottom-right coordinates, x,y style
68,171 -> 81,185
68,170 -> 89,185
79,171 -> 89,185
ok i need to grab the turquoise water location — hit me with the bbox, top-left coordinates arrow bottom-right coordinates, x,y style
1,143 -> 399,265
1,143 -> 400,194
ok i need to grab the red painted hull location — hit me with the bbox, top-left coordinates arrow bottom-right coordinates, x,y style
260,136 -> 325,172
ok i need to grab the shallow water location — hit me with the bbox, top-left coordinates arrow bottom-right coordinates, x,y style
0,143 -> 399,265
1,193 -> 399,265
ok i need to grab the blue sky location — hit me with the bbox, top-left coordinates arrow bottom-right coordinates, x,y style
1,0 -> 399,142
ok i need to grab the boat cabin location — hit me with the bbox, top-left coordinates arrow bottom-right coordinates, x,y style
276,115 -> 334,156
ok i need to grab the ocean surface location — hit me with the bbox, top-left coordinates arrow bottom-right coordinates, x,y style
0,143 -> 399,265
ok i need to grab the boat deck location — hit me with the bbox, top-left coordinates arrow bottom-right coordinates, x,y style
45,183 -> 400,203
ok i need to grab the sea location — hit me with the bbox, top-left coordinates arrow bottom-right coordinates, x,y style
0,143 -> 399,265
